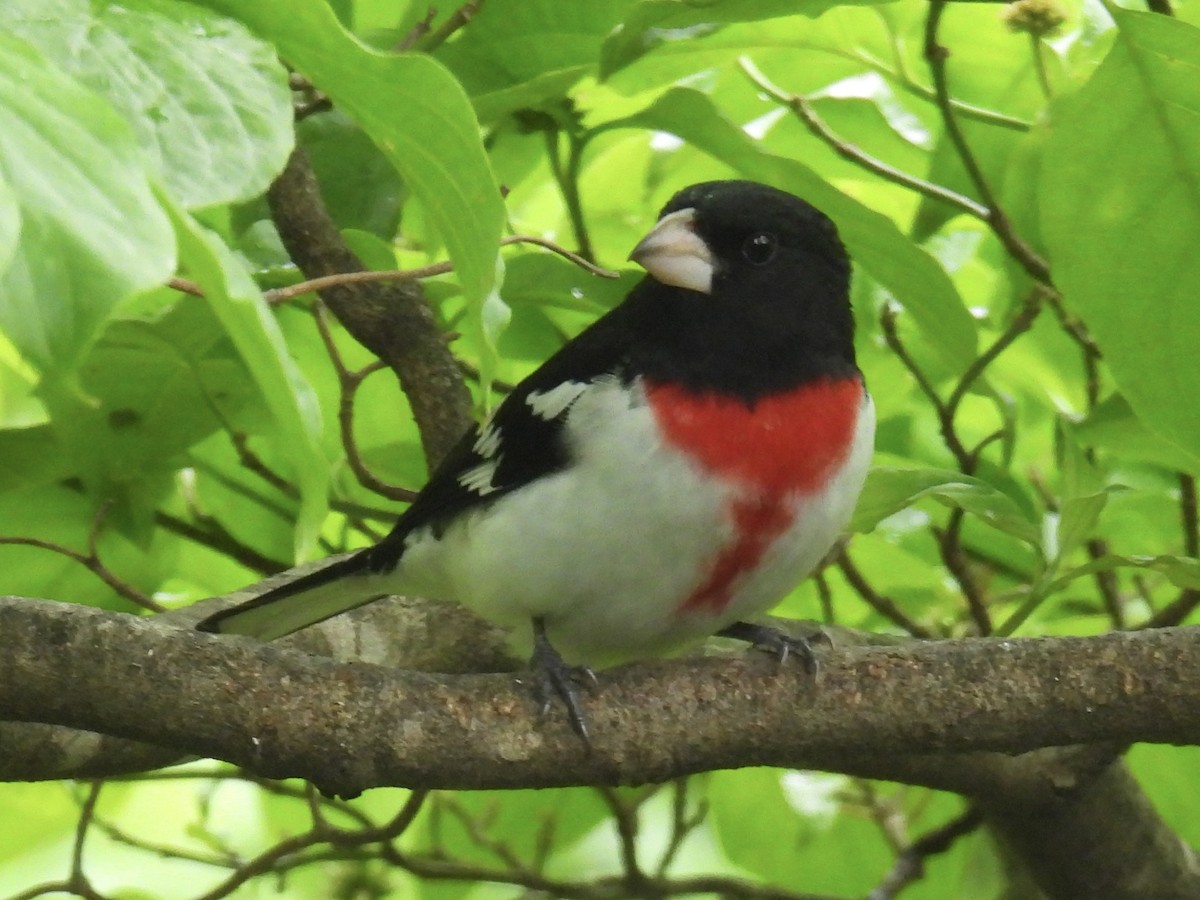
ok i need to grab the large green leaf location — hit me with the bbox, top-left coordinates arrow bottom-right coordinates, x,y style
0,34 -> 174,374
603,88 -> 978,369
9,0 -> 293,210
168,201 -> 328,560
853,465 -> 1041,546
0,174 -> 17,279
195,0 -> 505,341
437,0 -> 632,122
1076,393 -> 1200,473
600,0 -> 877,78
1041,9 -> 1200,461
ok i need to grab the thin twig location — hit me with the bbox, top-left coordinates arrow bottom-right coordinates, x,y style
814,568 -> 836,624
1142,474 -> 1200,628
935,515 -> 992,635
740,59 -> 989,220
458,358 -> 516,394
657,779 -> 706,876
837,551 -> 932,638
856,780 -> 907,853
0,510 -> 161,612
1145,589 -> 1200,629
168,275 -> 204,297
213,431 -> 398,527
188,458 -> 299,526
1180,474 -> 1198,558
869,807 -> 984,899
1043,290 -> 1102,408
417,0 -> 485,53
71,783 -> 103,882
230,432 -> 295,495
852,45 -> 1031,132
153,511 -> 284,576
439,796 -> 530,872
313,304 -> 421,503
171,235 -> 619,308
881,296 -> 1044,635
879,305 -> 971,472
923,1 -> 1051,284
395,6 -> 436,51
265,263 -> 455,306
290,71 -> 332,121
945,291 -> 1043,420
597,787 -> 648,888
546,130 -> 597,262
1029,35 -> 1053,99
500,234 -> 615,276
1086,538 -> 1126,628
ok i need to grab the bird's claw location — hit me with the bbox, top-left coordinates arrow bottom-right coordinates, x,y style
717,620 -> 828,676
530,618 -> 596,742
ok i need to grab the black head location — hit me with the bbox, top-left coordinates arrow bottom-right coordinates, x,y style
651,181 -> 848,294
627,180 -> 857,396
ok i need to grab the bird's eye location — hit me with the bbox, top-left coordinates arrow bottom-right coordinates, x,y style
742,232 -> 778,266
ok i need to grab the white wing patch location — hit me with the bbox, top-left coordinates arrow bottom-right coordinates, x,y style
458,458 -> 501,496
473,422 -> 501,459
526,381 -> 589,421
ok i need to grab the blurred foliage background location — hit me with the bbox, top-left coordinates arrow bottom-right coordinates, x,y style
1,0 -> 1199,897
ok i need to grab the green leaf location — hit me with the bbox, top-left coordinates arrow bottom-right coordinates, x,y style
708,768 -> 895,895
472,70 -> 592,124
1047,553 -> 1200,594
1130,745 -> 1200,847
1041,9 -> 1200,463
913,122 -> 1025,242
1076,393 -> 1200,473
0,483 -> 160,610
602,88 -> 978,370
437,0 -> 631,122
0,33 -> 174,374
9,0 -> 294,210
0,426 -> 69,495
195,0 -> 505,353
601,0 -> 868,79
1050,418 -> 1109,563
853,466 -> 1041,545
167,200 -> 328,559
0,172 -> 17,278
299,112 -> 406,237
46,302 -> 259,486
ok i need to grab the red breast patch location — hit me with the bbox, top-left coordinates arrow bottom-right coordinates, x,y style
645,377 -> 864,614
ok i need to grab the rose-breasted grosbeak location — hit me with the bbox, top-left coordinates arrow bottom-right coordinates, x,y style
199,180 -> 875,737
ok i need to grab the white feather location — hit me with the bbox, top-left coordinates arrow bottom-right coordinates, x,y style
473,422 -> 501,458
458,458 -> 501,495
526,381 -> 588,420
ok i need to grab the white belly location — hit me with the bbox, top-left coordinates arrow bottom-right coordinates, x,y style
390,379 -> 875,667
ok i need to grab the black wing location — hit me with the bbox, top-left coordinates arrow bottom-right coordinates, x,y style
363,289 -> 651,574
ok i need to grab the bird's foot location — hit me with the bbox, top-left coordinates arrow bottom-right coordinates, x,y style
529,617 -> 597,742
717,620 -> 829,675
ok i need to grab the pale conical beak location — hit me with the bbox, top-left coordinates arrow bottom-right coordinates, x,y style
628,207 -> 714,294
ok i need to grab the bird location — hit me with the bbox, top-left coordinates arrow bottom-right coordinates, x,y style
197,180 -> 875,738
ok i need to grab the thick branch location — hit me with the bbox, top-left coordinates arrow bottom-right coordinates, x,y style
4,595 -> 1198,898
988,760 -> 1200,898
267,147 -> 472,467
2,597 -> 1198,797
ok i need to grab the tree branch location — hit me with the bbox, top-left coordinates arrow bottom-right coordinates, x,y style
267,147 -> 472,468
923,0 -> 1051,285
3,596 -> 1199,797
4,592 -> 1198,897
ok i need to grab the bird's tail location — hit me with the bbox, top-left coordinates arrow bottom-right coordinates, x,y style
196,551 -> 391,641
